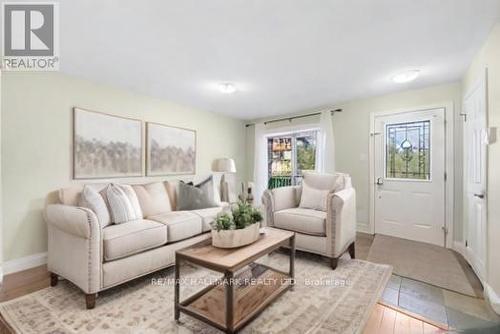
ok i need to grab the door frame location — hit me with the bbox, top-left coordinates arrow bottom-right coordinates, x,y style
368,102 -> 455,248
461,68 -> 488,280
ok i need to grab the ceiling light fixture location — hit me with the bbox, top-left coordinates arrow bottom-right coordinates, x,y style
218,82 -> 237,94
392,70 -> 420,83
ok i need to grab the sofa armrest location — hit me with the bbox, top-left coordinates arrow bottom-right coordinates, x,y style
326,187 -> 357,258
45,204 -> 102,294
45,204 -> 99,239
262,186 -> 300,226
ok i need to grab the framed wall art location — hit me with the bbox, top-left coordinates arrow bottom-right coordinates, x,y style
146,122 -> 196,176
73,108 -> 143,179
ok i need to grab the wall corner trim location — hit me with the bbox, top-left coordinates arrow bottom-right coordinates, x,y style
3,252 -> 47,275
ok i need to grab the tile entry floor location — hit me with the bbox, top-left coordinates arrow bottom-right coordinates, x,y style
357,233 -> 500,333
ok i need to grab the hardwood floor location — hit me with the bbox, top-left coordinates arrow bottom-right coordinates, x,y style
363,304 -> 446,334
0,264 -> 444,334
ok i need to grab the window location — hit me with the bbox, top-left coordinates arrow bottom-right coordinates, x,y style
385,120 -> 431,180
267,130 -> 318,189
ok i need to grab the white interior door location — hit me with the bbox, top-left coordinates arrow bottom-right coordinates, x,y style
463,76 -> 487,281
374,108 -> 446,246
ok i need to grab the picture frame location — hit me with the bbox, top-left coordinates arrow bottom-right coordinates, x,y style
73,107 -> 143,179
146,122 -> 196,176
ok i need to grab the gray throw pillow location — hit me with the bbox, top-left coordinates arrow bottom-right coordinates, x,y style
177,178 -> 218,210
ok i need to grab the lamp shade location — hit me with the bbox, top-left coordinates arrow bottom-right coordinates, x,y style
212,158 -> 236,173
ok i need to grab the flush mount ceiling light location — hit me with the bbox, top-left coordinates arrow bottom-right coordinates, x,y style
392,70 -> 420,83
218,83 -> 237,94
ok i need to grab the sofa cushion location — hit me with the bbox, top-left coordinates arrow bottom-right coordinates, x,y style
103,220 -> 167,261
147,211 -> 202,242
274,208 -> 326,236
133,182 -> 172,217
191,207 -> 224,232
164,180 -> 179,211
59,183 -> 108,206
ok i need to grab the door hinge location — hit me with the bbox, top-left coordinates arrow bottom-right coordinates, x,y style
370,132 -> 381,137
444,172 -> 447,182
442,226 -> 449,235
460,113 -> 468,122
465,240 -> 468,247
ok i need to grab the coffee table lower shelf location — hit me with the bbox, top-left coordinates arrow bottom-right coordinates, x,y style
178,266 -> 292,333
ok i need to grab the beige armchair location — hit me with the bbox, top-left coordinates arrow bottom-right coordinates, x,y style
262,172 -> 356,269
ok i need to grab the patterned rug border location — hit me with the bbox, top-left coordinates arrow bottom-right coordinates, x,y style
0,256 -> 392,334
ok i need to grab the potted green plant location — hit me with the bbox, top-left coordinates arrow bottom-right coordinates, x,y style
211,201 -> 263,248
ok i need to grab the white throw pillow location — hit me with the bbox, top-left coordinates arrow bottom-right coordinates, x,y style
105,184 -> 142,224
120,184 -> 143,218
299,181 -> 330,211
79,185 -> 111,227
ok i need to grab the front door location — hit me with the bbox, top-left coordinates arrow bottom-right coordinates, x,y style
463,76 -> 487,280
374,108 -> 446,246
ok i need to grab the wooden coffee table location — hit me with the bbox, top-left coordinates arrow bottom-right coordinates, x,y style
174,227 -> 295,334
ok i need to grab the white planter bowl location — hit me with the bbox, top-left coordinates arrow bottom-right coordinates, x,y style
211,223 -> 260,248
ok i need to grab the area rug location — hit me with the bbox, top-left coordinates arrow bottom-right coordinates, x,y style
367,234 -> 481,297
0,252 -> 391,334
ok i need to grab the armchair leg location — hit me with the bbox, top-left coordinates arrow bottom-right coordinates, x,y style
50,272 -> 58,287
331,257 -> 339,270
85,293 -> 97,309
348,242 -> 355,259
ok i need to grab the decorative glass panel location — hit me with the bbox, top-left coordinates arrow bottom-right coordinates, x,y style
386,120 -> 431,180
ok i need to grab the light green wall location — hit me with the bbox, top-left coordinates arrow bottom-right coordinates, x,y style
246,82 -> 463,239
463,23 -> 500,299
1,72 -> 246,262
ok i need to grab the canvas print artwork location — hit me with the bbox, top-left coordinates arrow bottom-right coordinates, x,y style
147,122 -> 196,175
73,108 -> 143,179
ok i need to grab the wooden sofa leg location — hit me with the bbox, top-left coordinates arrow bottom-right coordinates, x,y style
50,272 -> 58,287
85,293 -> 97,309
348,242 -> 356,259
331,257 -> 339,270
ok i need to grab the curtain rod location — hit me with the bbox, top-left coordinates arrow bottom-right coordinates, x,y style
244,109 -> 342,128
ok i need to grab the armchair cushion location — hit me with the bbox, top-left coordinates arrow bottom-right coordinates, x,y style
147,211 -> 202,242
274,208 -> 326,236
301,172 -> 349,192
103,220 -> 167,261
299,181 -> 330,211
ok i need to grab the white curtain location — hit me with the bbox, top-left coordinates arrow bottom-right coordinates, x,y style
317,110 -> 336,173
253,123 -> 268,204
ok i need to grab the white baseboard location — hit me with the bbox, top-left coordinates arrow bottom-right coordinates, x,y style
485,283 -> 500,315
3,252 -> 47,275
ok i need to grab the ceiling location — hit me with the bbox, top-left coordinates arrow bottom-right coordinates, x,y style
56,0 -> 500,119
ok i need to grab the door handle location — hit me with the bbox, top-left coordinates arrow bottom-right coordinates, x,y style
376,177 -> 384,185
474,193 -> 485,199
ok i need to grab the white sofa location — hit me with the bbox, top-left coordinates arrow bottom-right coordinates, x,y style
262,172 -> 357,269
44,180 -> 226,309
